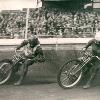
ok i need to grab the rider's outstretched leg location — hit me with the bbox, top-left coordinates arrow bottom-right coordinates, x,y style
83,66 -> 99,89
14,59 -> 33,86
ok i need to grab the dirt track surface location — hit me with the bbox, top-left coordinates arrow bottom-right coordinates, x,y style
0,83 -> 100,100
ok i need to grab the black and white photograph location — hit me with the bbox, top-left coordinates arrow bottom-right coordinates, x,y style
0,0 -> 100,100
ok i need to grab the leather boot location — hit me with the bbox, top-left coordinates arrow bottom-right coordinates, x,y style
83,84 -> 90,89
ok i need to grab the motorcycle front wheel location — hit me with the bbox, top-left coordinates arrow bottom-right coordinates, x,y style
0,59 -> 13,85
57,59 -> 83,89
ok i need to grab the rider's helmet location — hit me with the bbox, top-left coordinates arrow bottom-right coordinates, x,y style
28,34 -> 37,40
28,34 -> 40,47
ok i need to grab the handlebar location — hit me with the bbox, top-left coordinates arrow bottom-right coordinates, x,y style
14,48 -> 17,54
80,48 -> 100,61
79,49 -> 87,56
14,48 -> 22,55
79,48 -> 93,58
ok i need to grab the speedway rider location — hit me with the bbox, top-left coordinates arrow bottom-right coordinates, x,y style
14,34 -> 45,86
82,28 -> 100,89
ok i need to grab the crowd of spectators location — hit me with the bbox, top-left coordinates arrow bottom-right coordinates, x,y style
0,10 -> 26,39
36,7 -> 100,38
0,7 -> 100,38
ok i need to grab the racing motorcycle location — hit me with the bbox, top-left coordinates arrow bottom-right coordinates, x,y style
0,48 -> 28,85
57,49 -> 100,89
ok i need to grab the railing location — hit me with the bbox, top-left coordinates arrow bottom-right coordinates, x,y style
0,26 -> 95,39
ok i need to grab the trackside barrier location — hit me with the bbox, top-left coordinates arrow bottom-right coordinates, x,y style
0,38 -> 92,51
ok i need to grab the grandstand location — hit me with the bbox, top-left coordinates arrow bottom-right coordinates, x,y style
0,0 -> 100,39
